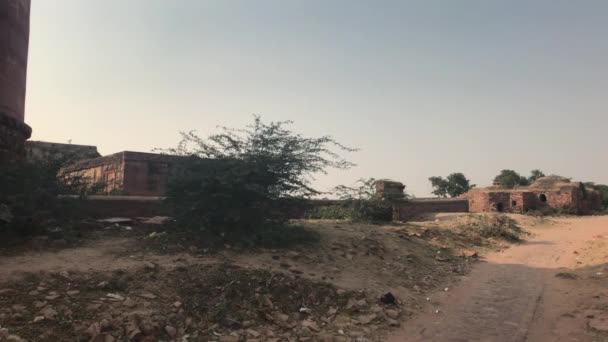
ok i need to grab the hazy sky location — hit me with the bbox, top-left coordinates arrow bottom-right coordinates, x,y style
26,1 -> 608,196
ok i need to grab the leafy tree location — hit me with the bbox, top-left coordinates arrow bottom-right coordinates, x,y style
528,169 -> 546,183
162,116 -> 356,245
493,170 -> 530,189
429,173 -> 474,198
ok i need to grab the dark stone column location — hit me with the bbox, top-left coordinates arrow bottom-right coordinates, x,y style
0,0 -> 31,160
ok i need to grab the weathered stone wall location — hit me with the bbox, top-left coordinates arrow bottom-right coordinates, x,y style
465,183 -> 602,215
392,199 -> 469,221
25,141 -> 101,164
0,0 -> 31,158
466,191 -> 491,212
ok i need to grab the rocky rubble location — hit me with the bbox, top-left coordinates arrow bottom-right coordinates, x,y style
0,265 -> 406,341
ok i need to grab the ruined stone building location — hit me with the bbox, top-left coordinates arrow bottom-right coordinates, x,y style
25,141 -> 101,164
464,176 -> 601,215
0,0 -> 31,159
60,151 -> 185,197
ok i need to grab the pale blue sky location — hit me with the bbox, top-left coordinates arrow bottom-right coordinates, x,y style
26,1 -> 608,196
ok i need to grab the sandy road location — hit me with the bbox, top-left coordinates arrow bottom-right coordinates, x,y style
388,216 -> 608,342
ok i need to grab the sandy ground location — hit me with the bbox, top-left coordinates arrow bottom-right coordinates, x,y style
388,216 -> 608,342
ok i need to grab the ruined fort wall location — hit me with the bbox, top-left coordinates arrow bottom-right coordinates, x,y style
392,199 -> 469,221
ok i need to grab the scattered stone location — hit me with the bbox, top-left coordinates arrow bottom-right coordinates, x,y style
246,329 -> 261,338
386,318 -> 400,326
301,319 -> 320,332
11,304 -> 27,312
357,314 -> 377,324
97,217 -> 132,224
0,289 -> 14,295
106,293 -> 125,301
380,292 -> 396,304
219,335 -> 240,342
173,301 -> 183,308
28,290 -> 39,296
33,301 -> 47,309
39,307 -> 58,320
141,216 -> 171,225
123,298 -> 137,308
67,290 -> 80,296
86,303 -> 103,312
164,325 -> 177,338
32,316 -> 45,323
138,292 -> 157,299
385,309 -> 399,319
275,313 -> 289,322
97,281 -> 109,288
45,293 -> 60,300
143,261 -> 157,270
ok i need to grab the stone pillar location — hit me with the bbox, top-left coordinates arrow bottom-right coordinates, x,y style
0,0 -> 32,159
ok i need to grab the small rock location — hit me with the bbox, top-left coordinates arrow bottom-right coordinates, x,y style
385,309 -> 399,319
219,335 -> 240,342
173,301 -> 183,308
86,303 -> 103,312
106,293 -> 125,301
67,290 -> 80,296
246,329 -> 261,338
123,298 -> 137,308
164,325 -> 177,338
138,292 -> 157,299
143,261 -> 157,270
11,304 -> 27,312
386,318 -> 400,326
28,290 -> 39,296
357,314 -> 377,324
32,316 -> 45,323
380,292 -> 396,305
45,294 -> 60,300
301,319 -> 320,331
0,289 -> 14,295
276,313 -> 289,322
40,307 -> 58,320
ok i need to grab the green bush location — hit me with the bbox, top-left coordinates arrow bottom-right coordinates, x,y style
162,116 -> 355,247
306,199 -> 393,222
0,158 -> 80,237
467,215 -> 528,242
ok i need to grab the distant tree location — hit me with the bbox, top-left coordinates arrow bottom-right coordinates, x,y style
429,176 -> 449,198
429,173 -> 475,198
493,170 -> 529,189
528,169 -> 546,183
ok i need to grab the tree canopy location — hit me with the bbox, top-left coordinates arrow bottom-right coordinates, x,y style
429,173 -> 474,198
493,170 -> 530,188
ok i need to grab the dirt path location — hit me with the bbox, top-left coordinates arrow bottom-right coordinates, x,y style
389,216 -> 608,342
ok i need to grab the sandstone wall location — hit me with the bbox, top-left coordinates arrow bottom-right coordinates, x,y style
392,199 -> 469,221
